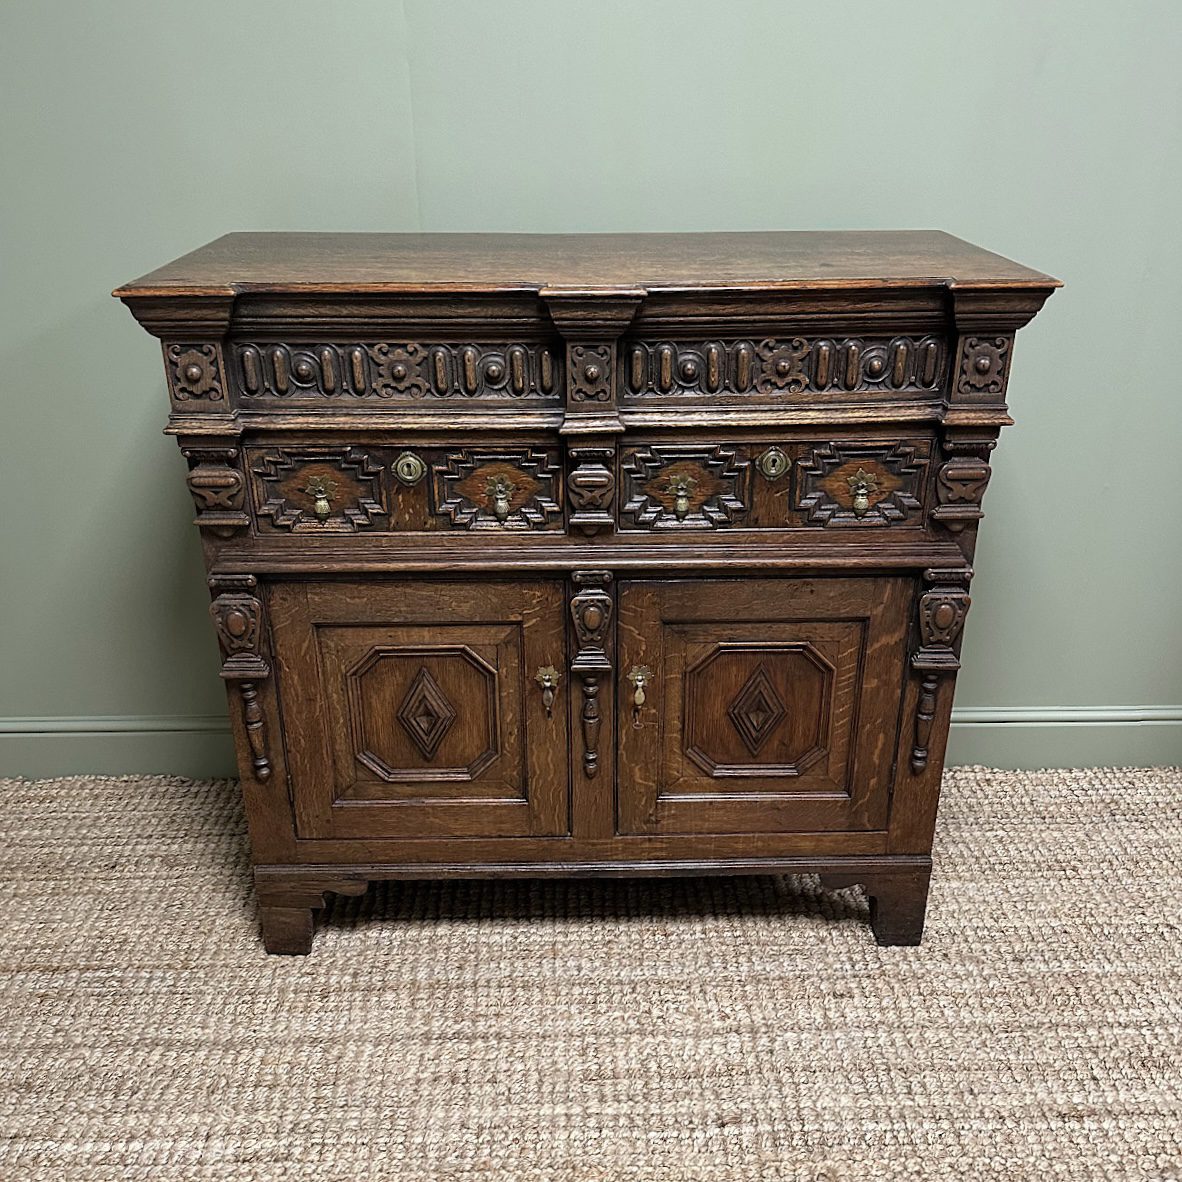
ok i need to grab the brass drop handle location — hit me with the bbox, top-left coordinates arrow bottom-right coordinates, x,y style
627,665 -> 652,727
845,467 -> 879,518
486,475 -> 514,522
303,475 -> 336,522
667,475 -> 696,521
535,666 -> 561,719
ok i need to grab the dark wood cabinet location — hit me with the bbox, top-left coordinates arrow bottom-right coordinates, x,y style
116,231 -> 1058,953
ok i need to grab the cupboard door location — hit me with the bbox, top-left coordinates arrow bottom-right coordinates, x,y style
270,580 -> 569,839
616,578 -> 910,835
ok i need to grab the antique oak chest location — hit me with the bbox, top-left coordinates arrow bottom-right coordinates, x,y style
116,232 -> 1058,953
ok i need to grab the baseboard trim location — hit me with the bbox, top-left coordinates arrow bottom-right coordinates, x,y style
2,708 -> 1179,776
951,705 -> 1182,726
0,715 -> 231,735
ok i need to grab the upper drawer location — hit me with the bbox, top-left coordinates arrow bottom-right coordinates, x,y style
243,440 -> 564,535
617,437 -> 934,532
620,334 -> 947,405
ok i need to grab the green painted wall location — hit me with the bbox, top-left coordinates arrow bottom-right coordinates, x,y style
2,0 -> 1179,773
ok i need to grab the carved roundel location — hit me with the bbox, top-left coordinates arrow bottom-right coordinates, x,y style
569,344 -> 613,402
958,336 -> 1010,395
167,344 -> 223,401
209,594 -> 262,655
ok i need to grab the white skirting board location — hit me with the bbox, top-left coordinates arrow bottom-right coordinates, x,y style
1,709 -> 1179,778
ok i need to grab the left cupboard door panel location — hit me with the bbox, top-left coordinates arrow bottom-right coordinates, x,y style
269,581 -> 569,839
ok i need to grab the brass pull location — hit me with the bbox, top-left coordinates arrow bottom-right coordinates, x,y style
667,475 -> 696,521
303,475 -> 336,522
535,665 -> 561,718
627,665 -> 652,727
486,475 -> 514,522
846,467 -> 878,518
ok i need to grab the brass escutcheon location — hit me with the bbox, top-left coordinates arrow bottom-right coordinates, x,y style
757,446 -> 789,480
393,451 -> 426,486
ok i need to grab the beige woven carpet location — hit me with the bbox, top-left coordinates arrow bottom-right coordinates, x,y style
1,769 -> 1180,1181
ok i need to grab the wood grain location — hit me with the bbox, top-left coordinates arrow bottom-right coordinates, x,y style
114,230 -> 1060,297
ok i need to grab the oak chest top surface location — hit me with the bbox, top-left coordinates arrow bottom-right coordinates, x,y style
115,230 -> 1060,298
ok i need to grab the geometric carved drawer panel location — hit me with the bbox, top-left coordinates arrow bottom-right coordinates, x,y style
618,438 -> 932,531
793,440 -> 930,528
244,442 -> 563,534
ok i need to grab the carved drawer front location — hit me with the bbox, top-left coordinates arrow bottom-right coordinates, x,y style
617,439 -> 930,531
233,341 -> 563,403
619,444 -> 752,530
245,443 -> 563,533
792,439 -> 930,528
269,580 -> 569,840
616,577 -> 911,835
621,335 -> 946,404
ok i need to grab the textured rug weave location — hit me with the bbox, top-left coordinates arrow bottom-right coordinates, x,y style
0,768 -> 1179,1182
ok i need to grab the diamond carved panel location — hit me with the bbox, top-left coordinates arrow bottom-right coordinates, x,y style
345,644 -> 499,782
727,666 -> 786,756
396,667 -> 456,760
683,642 -> 834,777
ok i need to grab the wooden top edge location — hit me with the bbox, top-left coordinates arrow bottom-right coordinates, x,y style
113,230 -> 1061,300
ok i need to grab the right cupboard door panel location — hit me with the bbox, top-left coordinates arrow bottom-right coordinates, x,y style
616,577 -> 911,835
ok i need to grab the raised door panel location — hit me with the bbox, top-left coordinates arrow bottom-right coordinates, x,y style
270,580 -> 568,839
616,578 -> 911,835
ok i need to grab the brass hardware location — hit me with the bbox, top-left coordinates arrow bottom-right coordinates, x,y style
757,446 -> 789,480
303,475 -> 336,521
667,475 -> 696,521
486,475 -> 514,521
535,665 -> 561,718
393,451 -> 426,486
488,476 -> 513,521
627,665 -> 652,727
846,467 -> 879,517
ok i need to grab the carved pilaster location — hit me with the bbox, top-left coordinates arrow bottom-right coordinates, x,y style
181,446 -> 249,537
569,571 -> 614,778
909,567 -> 972,775
542,289 -> 644,436
566,445 -> 616,536
209,574 -> 272,781
931,431 -> 997,557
